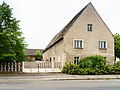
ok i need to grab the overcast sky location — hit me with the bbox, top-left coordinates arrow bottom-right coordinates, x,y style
1,0 -> 120,49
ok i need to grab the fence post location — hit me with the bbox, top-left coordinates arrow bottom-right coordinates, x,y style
8,62 -> 10,72
1,63 -> 3,72
4,62 -> 6,72
15,62 -> 16,72
52,61 -> 54,72
45,62 -> 46,73
30,62 -> 32,73
37,63 -> 39,73
9,62 -> 11,72
11,62 -> 13,72
22,62 -> 24,72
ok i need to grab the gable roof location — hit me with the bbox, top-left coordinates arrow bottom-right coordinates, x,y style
25,49 -> 44,56
43,3 -> 90,52
43,2 -> 113,52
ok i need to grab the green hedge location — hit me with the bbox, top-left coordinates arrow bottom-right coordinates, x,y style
62,55 -> 120,75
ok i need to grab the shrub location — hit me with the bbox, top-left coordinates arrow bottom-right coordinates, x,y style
113,61 -> 120,74
70,64 -> 80,75
62,63 -> 78,74
62,63 -> 71,74
62,56 -> 120,75
79,55 -> 106,69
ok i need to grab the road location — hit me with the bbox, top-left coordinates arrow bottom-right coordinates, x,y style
0,79 -> 120,90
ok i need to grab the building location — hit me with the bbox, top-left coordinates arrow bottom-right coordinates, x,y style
43,2 -> 114,65
25,49 -> 44,62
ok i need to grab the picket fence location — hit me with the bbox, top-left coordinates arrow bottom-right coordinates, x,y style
23,62 -> 63,73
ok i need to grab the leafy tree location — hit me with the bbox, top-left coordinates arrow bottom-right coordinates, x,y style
114,33 -> 120,59
35,50 -> 42,60
0,2 -> 27,62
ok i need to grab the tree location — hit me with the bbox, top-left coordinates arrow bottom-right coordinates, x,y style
0,2 -> 27,62
114,33 -> 120,59
35,50 -> 42,61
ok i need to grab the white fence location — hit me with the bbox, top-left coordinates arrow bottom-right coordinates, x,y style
0,62 -> 22,72
23,62 -> 63,73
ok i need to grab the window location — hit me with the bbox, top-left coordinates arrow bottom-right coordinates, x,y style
74,39 -> 84,49
50,57 -> 51,62
74,57 -> 80,65
87,24 -> 92,31
99,41 -> 107,49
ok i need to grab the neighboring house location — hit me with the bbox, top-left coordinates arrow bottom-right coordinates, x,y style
25,49 -> 44,62
43,2 -> 114,65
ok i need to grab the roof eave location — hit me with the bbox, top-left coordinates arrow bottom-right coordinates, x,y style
43,37 -> 64,53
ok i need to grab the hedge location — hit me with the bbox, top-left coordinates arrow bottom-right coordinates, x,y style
62,55 -> 120,75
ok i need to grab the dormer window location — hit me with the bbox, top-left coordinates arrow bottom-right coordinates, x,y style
87,24 -> 92,31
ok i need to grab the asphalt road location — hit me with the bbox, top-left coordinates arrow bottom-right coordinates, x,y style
0,79 -> 120,90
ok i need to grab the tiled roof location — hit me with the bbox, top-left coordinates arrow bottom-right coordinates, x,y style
25,49 -> 44,55
43,2 -> 91,52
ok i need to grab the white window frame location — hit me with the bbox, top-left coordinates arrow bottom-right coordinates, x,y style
87,24 -> 93,31
73,39 -> 84,49
74,57 -> 80,65
99,41 -> 107,49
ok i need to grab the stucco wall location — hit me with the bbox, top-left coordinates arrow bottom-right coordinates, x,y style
64,4 -> 114,64
43,40 -> 66,64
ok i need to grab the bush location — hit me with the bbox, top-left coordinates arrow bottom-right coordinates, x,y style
62,63 -> 77,74
79,55 -> 106,69
113,61 -> 120,74
62,55 -> 120,75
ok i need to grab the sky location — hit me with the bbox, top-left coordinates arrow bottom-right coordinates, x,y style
0,0 -> 120,49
